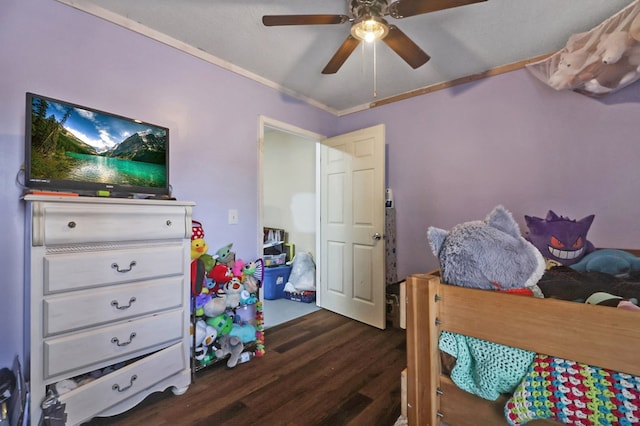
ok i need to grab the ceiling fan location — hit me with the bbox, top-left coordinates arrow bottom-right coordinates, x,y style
262,0 -> 487,74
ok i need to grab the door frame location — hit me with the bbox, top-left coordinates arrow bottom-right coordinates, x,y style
257,116 -> 325,306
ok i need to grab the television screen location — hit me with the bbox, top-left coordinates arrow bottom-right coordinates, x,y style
25,92 -> 170,197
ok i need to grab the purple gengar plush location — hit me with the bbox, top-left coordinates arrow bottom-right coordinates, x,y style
524,211 -> 595,266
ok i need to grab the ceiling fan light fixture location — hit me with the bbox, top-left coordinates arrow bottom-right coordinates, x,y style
350,16 -> 389,42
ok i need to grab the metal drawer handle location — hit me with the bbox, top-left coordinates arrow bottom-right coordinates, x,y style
111,261 -> 137,273
111,332 -> 136,347
166,219 -> 172,226
67,221 -> 76,228
112,375 -> 137,393
111,297 -> 136,310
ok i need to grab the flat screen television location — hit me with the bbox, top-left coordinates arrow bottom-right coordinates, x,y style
25,92 -> 170,198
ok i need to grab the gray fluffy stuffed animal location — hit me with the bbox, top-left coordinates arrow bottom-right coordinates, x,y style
428,205 -> 545,290
214,335 -> 244,368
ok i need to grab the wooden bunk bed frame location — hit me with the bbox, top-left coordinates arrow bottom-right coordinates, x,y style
406,270 -> 640,426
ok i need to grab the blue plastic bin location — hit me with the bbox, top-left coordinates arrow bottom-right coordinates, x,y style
263,265 -> 292,300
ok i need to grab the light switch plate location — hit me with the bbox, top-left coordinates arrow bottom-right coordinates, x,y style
228,209 -> 239,224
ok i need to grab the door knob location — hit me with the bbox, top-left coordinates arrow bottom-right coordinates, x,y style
372,233 -> 383,241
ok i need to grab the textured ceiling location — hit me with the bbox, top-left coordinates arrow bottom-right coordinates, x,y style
58,0 -> 634,115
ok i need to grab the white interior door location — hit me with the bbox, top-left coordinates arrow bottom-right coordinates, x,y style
320,124 -> 386,329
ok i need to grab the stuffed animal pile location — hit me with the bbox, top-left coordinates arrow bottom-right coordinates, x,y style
527,0 -> 640,97
190,220 -> 265,368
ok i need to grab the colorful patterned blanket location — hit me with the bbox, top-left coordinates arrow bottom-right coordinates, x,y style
505,354 -> 640,425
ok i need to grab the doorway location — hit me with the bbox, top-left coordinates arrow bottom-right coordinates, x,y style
259,118 -> 387,329
259,117 -> 323,328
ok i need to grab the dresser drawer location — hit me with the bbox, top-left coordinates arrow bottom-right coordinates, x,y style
44,243 -> 185,294
32,202 -> 189,246
58,343 -> 187,426
44,309 -> 184,379
43,277 -> 184,336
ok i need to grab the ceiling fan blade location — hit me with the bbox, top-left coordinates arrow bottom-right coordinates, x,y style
262,14 -> 350,26
382,25 -> 430,69
322,35 -> 361,74
388,0 -> 487,18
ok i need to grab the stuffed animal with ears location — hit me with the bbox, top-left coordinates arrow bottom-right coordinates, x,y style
596,30 -> 637,65
428,205 -> 546,292
548,48 -> 592,90
215,243 -> 235,266
428,206 -> 545,402
524,211 -> 595,268
214,335 -> 244,368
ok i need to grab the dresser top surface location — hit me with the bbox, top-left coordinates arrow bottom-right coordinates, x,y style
23,194 -> 195,207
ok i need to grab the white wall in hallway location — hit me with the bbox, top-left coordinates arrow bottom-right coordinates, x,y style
263,130 -> 317,259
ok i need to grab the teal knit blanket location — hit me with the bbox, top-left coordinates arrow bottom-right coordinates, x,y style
439,331 -> 535,401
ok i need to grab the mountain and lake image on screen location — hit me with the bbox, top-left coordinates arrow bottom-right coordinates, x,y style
26,93 -> 169,195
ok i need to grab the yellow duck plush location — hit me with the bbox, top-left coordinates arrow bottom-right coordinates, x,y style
191,221 -> 214,295
191,236 -> 209,260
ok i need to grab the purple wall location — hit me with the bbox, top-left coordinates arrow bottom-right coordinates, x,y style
0,0 -> 337,368
2,0 -> 640,371
339,70 -> 640,279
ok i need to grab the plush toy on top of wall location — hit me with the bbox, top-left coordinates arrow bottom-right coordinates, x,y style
524,210 -> 595,268
574,51 -> 640,95
527,0 -> 640,97
546,47 -> 591,90
597,30 -> 638,65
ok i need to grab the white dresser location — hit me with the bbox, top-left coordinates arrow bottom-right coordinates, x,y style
24,195 -> 194,425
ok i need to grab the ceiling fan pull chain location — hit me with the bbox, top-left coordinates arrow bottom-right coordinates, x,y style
373,40 -> 378,98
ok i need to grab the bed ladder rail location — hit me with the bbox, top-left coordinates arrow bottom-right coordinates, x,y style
406,273 -> 443,426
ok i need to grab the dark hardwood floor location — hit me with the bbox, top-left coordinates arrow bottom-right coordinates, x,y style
84,309 -> 406,425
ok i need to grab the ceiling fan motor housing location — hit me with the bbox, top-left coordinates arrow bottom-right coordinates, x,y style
350,0 -> 390,19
